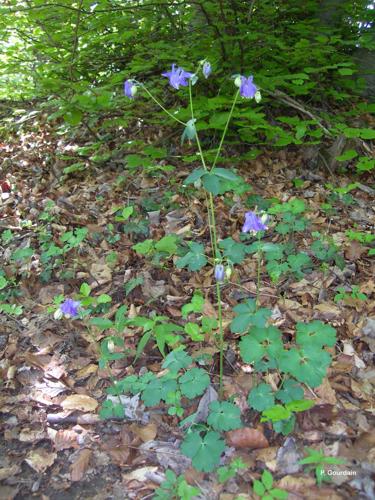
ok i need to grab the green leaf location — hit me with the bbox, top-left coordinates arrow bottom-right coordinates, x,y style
261,405 -> 292,423
335,149 -> 358,161
176,242 -> 207,272
230,299 -> 271,334
276,379 -> 304,404
80,282 -> 91,296
207,401 -> 242,431
90,318 -> 113,330
132,239 -> 154,255
181,292 -> 204,318
240,326 -> 283,364
202,173 -> 221,195
248,383 -> 275,411
0,276 -> 8,290
219,237 -> 247,264
11,247 -> 34,261
285,399 -> 315,412
142,376 -> 178,406
278,347 -> 331,387
162,350 -> 192,373
124,276 -> 144,296
179,368 -> 210,399
181,430 -> 225,472
97,294 -> 112,304
261,469 -> 273,489
212,168 -> 240,181
185,322 -> 204,341
269,488 -> 288,499
296,320 -> 336,349
184,168 -> 205,185
253,479 -> 265,496
154,234 -> 178,256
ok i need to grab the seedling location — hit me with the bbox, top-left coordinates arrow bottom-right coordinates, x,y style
298,448 -> 346,485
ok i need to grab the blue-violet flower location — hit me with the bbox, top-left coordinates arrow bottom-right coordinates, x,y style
242,211 -> 268,234
239,76 -> 257,99
203,61 -> 211,79
162,64 -> 193,89
60,299 -> 81,318
214,264 -> 225,282
124,80 -> 137,99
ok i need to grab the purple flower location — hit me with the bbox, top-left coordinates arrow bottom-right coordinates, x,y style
60,299 -> 81,318
124,80 -> 137,99
240,76 -> 257,99
203,61 -> 211,79
162,64 -> 193,89
242,211 -> 268,234
214,264 -> 225,282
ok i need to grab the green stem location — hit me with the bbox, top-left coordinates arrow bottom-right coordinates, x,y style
216,280 -> 224,398
256,234 -> 262,309
141,85 -> 186,126
211,89 -> 240,171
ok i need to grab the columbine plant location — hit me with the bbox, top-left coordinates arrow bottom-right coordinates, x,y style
124,60 -> 262,395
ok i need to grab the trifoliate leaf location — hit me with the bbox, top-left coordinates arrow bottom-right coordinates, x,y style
219,237 -> 247,264
272,414 -> 296,436
287,252 -> 312,278
132,239 -> 154,255
230,299 -> 271,334
142,377 -> 178,406
184,322 -> 204,341
212,167 -> 240,181
240,326 -> 283,364
285,399 -> 315,412
202,173 -> 221,195
179,368 -> 210,399
162,350 -> 192,373
176,242 -> 207,271
296,320 -> 336,349
184,168 -> 205,185
278,347 -> 331,387
207,401 -> 242,431
181,430 -> 225,472
154,234 -> 178,256
276,379 -> 304,404
248,383 -> 275,411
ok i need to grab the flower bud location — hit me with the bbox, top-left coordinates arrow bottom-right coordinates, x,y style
254,90 -> 262,103
225,266 -> 232,280
214,264 -> 225,282
234,75 -> 242,88
107,340 -> 115,352
54,308 -> 63,320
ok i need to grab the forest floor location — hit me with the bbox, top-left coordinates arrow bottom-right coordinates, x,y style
0,114 -> 374,500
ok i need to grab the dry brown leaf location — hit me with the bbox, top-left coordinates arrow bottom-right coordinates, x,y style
122,466 -> 158,482
54,429 -> 80,450
75,364 -> 98,379
277,475 -> 315,494
0,485 -> 18,500
315,377 -> 337,404
70,448 -> 92,482
25,448 -> 57,473
38,284 -> 65,305
226,428 -> 269,449
90,262 -> 112,285
130,423 -> 157,443
0,465 -> 21,481
344,240 -> 365,261
61,394 -> 98,412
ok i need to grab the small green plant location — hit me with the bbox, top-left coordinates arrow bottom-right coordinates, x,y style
252,469 -> 288,499
153,470 -> 200,500
311,232 -> 345,269
298,448 -> 346,486
346,230 -> 375,245
133,234 -> 180,264
334,285 -> 367,303
217,458 -> 247,483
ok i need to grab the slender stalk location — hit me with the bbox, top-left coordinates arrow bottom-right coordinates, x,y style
211,89 -> 240,171
216,280 -> 224,397
140,85 -> 186,126
256,234 -> 262,309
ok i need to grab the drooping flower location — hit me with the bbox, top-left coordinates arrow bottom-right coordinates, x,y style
254,90 -> 262,103
59,298 -> 81,318
242,211 -> 268,234
202,61 -> 211,79
162,64 -> 194,89
124,80 -> 137,99
239,76 -> 257,99
214,264 -> 225,282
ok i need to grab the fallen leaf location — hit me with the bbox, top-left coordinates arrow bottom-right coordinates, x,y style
277,474 -> 315,494
38,284 -> 65,305
25,448 -> 57,473
345,240 -> 364,261
61,394 -> 98,412
276,437 -> 302,474
0,465 -> 21,481
130,423 -> 157,443
53,429 -> 80,450
226,428 -> 269,449
315,377 -> 337,404
122,466 -> 158,482
90,262 -> 112,285
70,448 -> 92,481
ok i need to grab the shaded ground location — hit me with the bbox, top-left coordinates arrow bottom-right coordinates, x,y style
0,113 -> 374,499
